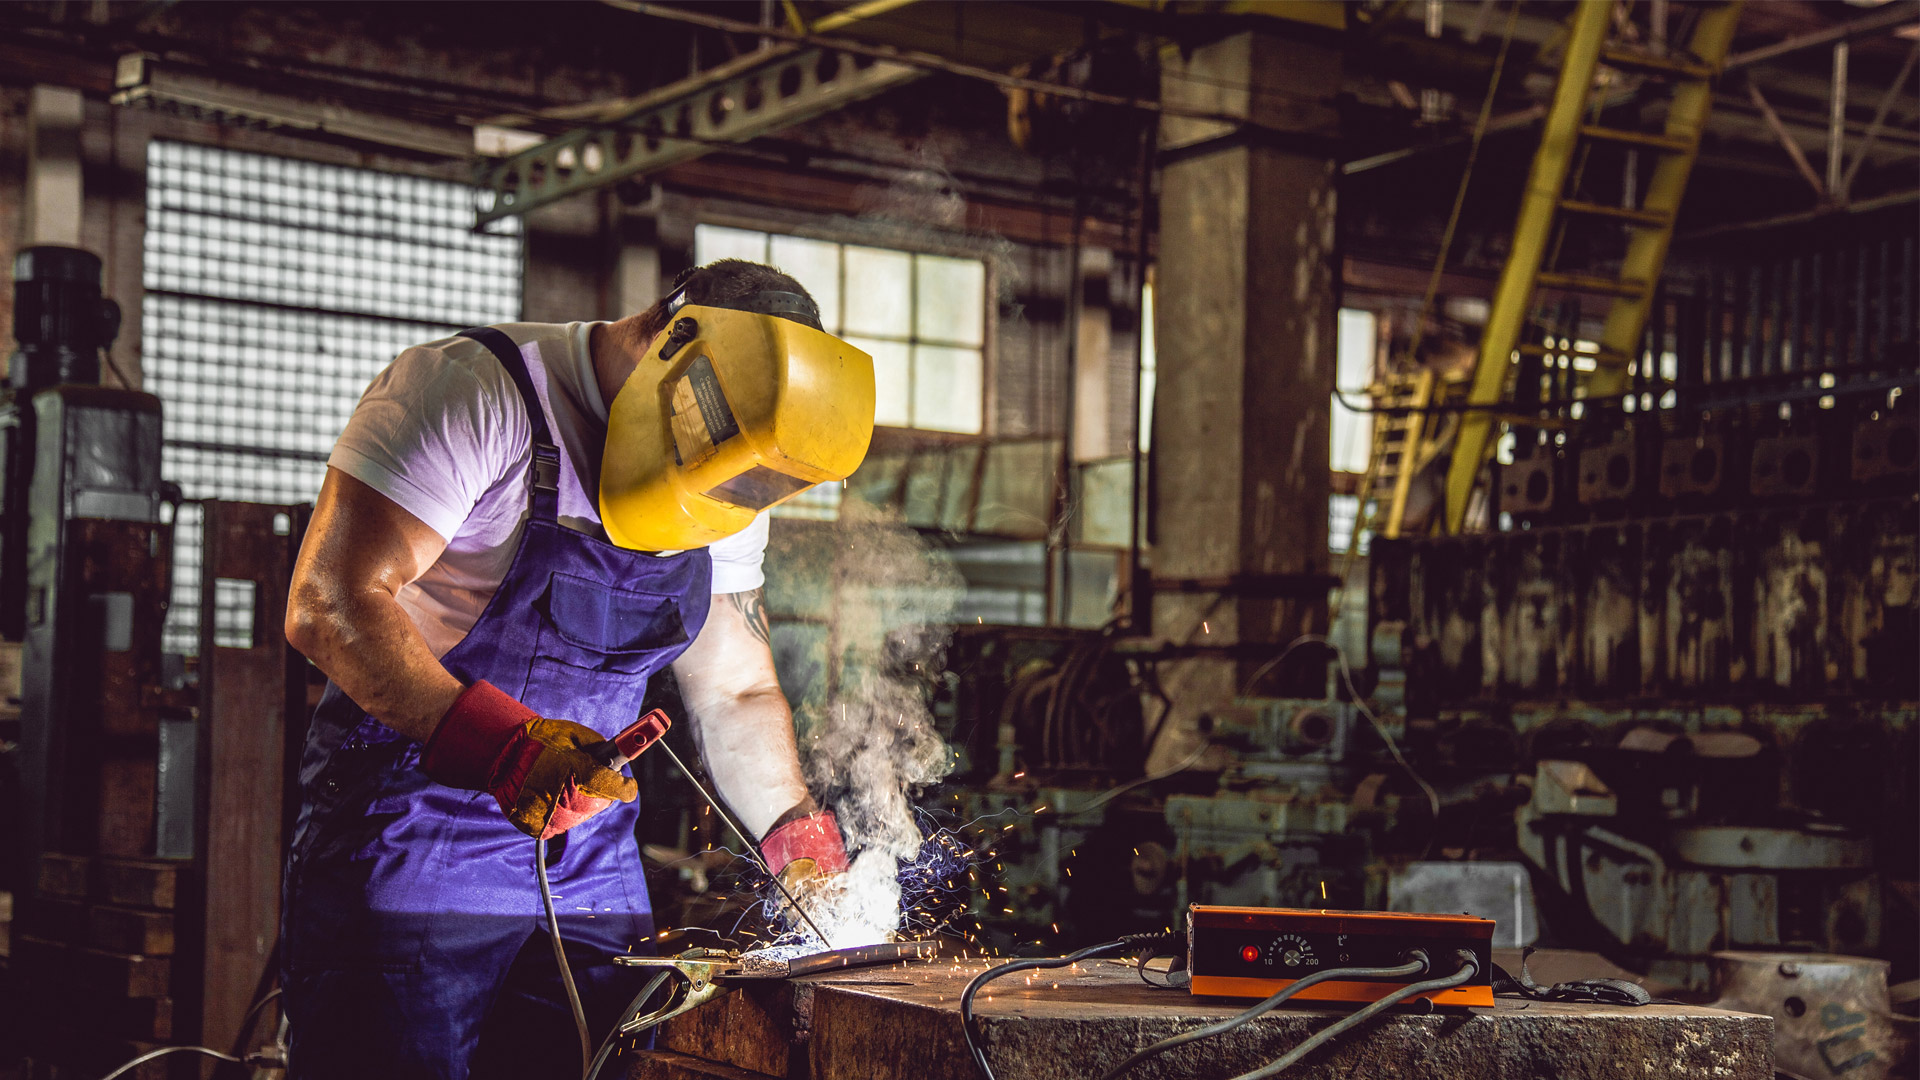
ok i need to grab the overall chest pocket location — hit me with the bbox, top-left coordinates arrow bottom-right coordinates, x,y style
534,571 -> 688,673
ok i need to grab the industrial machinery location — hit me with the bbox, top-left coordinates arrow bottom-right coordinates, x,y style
0,247 -> 124,644
0,248 -> 305,1077
1366,194 -> 1917,991
923,0 -> 1915,1002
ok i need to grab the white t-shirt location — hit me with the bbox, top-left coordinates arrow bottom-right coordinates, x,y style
329,321 -> 769,658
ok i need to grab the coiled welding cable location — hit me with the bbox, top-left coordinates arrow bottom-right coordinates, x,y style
1221,949 -> 1482,1080
1095,951 -> 1432,1080
962,932 -> 1179,1080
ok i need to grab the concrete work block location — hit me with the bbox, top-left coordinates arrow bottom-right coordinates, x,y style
638,957 -> 1773,1080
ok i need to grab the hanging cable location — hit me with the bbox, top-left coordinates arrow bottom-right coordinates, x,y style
1238,635 -> 1441,857
94,963 -> 285,1079
962,933 -> 1179,1080
1057,740 -> 1209,821
1220,950 -> 1482,1080
1335,0 -> 1522,611
536,836 -> 594,1078
1410,1 -> 1523,360
1097,954 -> 1430,1080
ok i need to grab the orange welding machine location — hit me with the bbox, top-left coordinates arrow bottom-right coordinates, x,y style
1187,905 -> 1496,1007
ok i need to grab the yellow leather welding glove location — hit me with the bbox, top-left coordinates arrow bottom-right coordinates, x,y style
420,680 -> 638,839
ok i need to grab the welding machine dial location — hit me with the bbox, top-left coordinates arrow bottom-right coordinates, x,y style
1267,933 -> 1316,968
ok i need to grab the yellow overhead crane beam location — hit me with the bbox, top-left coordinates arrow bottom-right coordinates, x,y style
1441,0 -> 1745,534
1106,0 -> 1346,31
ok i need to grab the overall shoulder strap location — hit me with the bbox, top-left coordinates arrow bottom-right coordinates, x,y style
458,327 -> 560,521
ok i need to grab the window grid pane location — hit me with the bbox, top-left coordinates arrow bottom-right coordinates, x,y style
691,224 -> 984,435
144,140 -> 523,655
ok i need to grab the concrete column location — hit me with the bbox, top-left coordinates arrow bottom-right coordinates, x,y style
26,85 -> 85,247
1148,30 -> 1340,769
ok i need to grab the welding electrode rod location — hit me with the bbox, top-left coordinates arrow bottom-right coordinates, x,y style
656,741 -> 834,948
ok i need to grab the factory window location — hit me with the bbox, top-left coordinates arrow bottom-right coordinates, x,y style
1331,309 -> 1376,475
142,140 -> 523,654
693,225 -> 986,435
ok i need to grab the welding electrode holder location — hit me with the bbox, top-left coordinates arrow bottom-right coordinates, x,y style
589,707 -> 674,771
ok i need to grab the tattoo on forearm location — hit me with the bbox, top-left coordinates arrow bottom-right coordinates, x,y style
730,588 -> 772,647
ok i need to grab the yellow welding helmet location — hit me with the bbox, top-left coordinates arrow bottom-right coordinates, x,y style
600,288 -> 875,551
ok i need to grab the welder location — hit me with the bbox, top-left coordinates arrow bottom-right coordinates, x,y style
280,260 -> 875,1080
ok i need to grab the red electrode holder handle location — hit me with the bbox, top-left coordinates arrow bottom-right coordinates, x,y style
593,708 -> 673,771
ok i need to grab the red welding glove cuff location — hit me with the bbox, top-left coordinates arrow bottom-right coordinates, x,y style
421,680 -> 638,839
420,680 -> 534,790
761,810 -> 850,878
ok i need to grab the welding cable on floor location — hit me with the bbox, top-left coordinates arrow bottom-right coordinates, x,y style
98,1046 -> 245,1080
1095,953 -> 1431,1080
536,836 -> 594,1078
1219,949 -> 1482,1080
962,933 -> 1179,1080
97,972 -> 286,1079
581,970 -> 674,1080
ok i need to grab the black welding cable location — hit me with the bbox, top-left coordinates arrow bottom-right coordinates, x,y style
1095,953 -> 1431,1080
963,934 -> 1178,1080
582,970 -> 674,1080
1221,949 -> 1482,1080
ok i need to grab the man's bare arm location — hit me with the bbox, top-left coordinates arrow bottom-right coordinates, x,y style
671,588 -> 811,839
285,467 -> 461,744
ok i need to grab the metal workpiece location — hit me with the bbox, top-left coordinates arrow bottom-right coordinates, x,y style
637,955 -> 1775,1080
1711,951 -> 1902,1080
614,942 -> 939,1031
473,46 -> 921,225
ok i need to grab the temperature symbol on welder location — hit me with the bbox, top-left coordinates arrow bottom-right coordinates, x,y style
1268,933 -> 1316,968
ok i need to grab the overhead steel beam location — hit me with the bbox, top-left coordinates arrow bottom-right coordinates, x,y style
1745,78 -> 1826,197
111,53 -> 473,158
1840,38 -> 1920,196
1725,1 -> 1920,71
1827,41 -> 1849,197
602,0 -> 1167,113
472,46 -> 922,225
810,0 -> 919,34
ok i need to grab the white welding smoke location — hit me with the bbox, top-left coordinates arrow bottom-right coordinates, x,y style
762,498 -> 960,951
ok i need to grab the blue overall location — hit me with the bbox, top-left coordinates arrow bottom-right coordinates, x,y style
282,327 -> 712,1079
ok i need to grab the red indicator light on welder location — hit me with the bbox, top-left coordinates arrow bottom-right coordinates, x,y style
1241,945 -> 1260,963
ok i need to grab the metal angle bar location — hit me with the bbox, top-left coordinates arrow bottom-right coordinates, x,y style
1725,1 -> 1920,72
501,44 -> 805,127
810,0 -> 919,34
1827,41 -> 1850,198
473,49 -> 922,225
1840,38 -> 1920,198
1744,78 -> 1826,197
